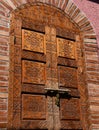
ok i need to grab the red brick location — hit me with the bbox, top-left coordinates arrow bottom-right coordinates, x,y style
0,10 -> 5,16
0,111 -> 7,116
0,46 -> 8,51
0,26 -> 9,32
0,37 -> 9,44
52,0 -> 56,6
0,116 -> 7,122
0,82 -> 8,87
0,99 -> 7,103
0,51 -> 9,56
86,59 -> 99,64
85,47 -> 98,52
0,0 -> 13,11
0,71 -> 8,76
0,4 -> 6,11
87,80 -> 99,85
0,104 -> 7,110
0,66 -> 9,71
0,61 -> 9,66
61,0 -> 68,10
0,87 -> 8,93
0,76 -> 8,81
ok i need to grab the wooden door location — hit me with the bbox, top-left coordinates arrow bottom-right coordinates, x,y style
57,37 -> 82,130
21,28 -> 52,129
12,26 -> 82,130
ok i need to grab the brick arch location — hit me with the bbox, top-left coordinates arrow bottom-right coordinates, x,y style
0,0 -> 98,129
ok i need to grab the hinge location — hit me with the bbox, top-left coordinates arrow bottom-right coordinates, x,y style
14,36 -> 16,44
81,49 -> 83,57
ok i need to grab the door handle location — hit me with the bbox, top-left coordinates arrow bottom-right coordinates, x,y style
44,88 -> 70,94
55,93 -> 60,106
44,88 -> 70,106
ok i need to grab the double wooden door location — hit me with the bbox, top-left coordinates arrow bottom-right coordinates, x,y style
13,26 -> 82,129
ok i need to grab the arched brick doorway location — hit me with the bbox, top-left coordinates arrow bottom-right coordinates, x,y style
8,3 -> 89,130
3,0 -> 98,130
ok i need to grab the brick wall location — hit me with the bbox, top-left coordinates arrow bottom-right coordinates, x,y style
73,1 -> 99,129
0,0 -> 98,129
0,3 -> 9,128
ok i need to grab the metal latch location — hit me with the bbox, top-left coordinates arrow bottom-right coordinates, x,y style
44,88 -> 70,107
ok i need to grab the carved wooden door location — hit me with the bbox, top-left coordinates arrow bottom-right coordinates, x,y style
13,26 -> 82,130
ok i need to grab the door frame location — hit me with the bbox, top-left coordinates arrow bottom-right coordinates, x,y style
8,3 -> 89,130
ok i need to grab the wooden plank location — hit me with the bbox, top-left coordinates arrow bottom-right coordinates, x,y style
56,28 -> 76,40
22,50 -> 46,63
22,20 -> 45,33
60,120 -> 82,129
22,84 -> 45,94
21,120 -> 47,129
58,57 -> 77,68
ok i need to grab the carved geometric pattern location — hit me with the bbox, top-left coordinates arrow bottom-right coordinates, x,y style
57,38 -> 75,59
22,60 -> 46,84
22,94 -> 46,119
58,66 -> 78,88
60,98 -> 80,120
22,29 -> 45,53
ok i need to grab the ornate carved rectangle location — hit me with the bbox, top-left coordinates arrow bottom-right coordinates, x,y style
22,94 -> 46,119
22,60 -> 46,84
57,38 -> 76,59
60,98 -> 80,120
22,29 -> 45,53
58,66 -> 78,88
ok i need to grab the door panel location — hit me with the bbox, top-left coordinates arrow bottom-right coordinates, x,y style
22,94 -> 46,119
58,66 -> 78,88
20,29 -> 50,129
57,36 -> 82,130
22,60 -> 46,84
12,27 -> 83,130
57,38 -> 76,59
22,29 -> 45,53
60,98 -> 80,120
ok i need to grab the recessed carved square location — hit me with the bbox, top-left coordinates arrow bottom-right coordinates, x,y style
57,38 -> 75,59
58,66 -> 78,88
22,60 -> 46,84
22,29 -> 45,53
22,94 -> 46,119
60,98 -> 80,120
